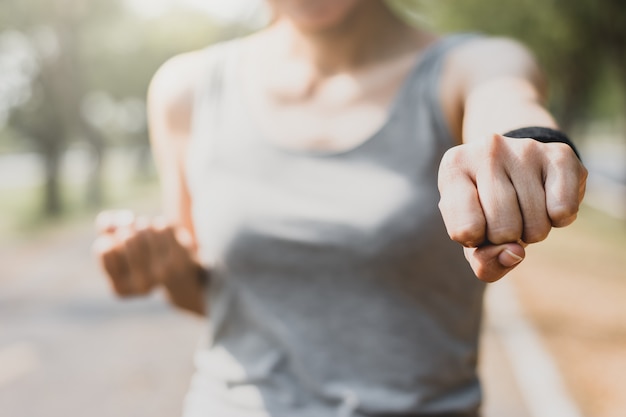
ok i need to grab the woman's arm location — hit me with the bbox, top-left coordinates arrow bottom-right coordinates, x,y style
93,51 -> 208,316
146,51 -> 208,315
438,37 -> 587,282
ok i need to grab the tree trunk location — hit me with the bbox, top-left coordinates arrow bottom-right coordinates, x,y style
81,121 -> 107,208
135,139 -> 153,180
42,142 -> 63,217
52,19 -> 109,209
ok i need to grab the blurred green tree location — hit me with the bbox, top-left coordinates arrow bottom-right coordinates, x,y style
0,0 -> 225,217
1,0 -> 121,215
392,0 -> 626,134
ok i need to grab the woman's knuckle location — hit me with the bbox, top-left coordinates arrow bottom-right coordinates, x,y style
441,147 -> 462,165
517,139 -> 538,160
580,164 -> 589,179
154,224 -> 173,241
523,224 -> 550,244
485,133 -> 507,155
449,224 -> 484,247
118,231 -> 135,247
135,279 -> 153,295
558,199 -> 579,217
550,204 -> 579,227
547,144 -> 573,166
112,281 -> 132,297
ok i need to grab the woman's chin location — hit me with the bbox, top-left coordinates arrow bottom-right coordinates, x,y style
274,0 -> 362,32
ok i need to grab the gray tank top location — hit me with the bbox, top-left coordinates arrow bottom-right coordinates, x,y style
184,34 -> 484,417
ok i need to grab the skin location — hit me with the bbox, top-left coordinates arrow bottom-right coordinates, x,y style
93,0 -> 587,315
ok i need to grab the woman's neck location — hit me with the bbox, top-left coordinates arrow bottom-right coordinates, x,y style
266,3 -> 421,75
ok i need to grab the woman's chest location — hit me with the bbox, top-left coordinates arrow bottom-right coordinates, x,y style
188,151 -> 442,266
241,54 -> 419,154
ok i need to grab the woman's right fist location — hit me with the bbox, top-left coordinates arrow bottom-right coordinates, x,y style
92,210 -> 199,298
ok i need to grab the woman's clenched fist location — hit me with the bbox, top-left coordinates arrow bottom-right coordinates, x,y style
92,210 -> 205,313
438,133 -> 587,283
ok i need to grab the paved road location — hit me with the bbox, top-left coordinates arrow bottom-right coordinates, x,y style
0,221 -> 539,417
0,226 -> 203,417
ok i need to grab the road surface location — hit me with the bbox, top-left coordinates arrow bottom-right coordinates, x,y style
0,221 -> 545,417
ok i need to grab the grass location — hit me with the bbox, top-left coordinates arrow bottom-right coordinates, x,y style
0,175 -> 160,244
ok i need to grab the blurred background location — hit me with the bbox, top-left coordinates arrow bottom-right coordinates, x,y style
0,1 -> 624,416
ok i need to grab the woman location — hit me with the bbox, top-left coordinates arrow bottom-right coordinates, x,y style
94,1 -> 587,416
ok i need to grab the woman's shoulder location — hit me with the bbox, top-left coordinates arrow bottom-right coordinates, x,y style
147,39 -> 243,136
445,34 -> 540,83
439,33 -> 543,100
149,40 -> 240,107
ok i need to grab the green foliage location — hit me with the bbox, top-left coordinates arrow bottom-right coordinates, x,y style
2,0 -> 624,219
0,165 -> 160,239
0,0 -> 231,217
82,8 -> 223,99
392,0 -> 626,131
